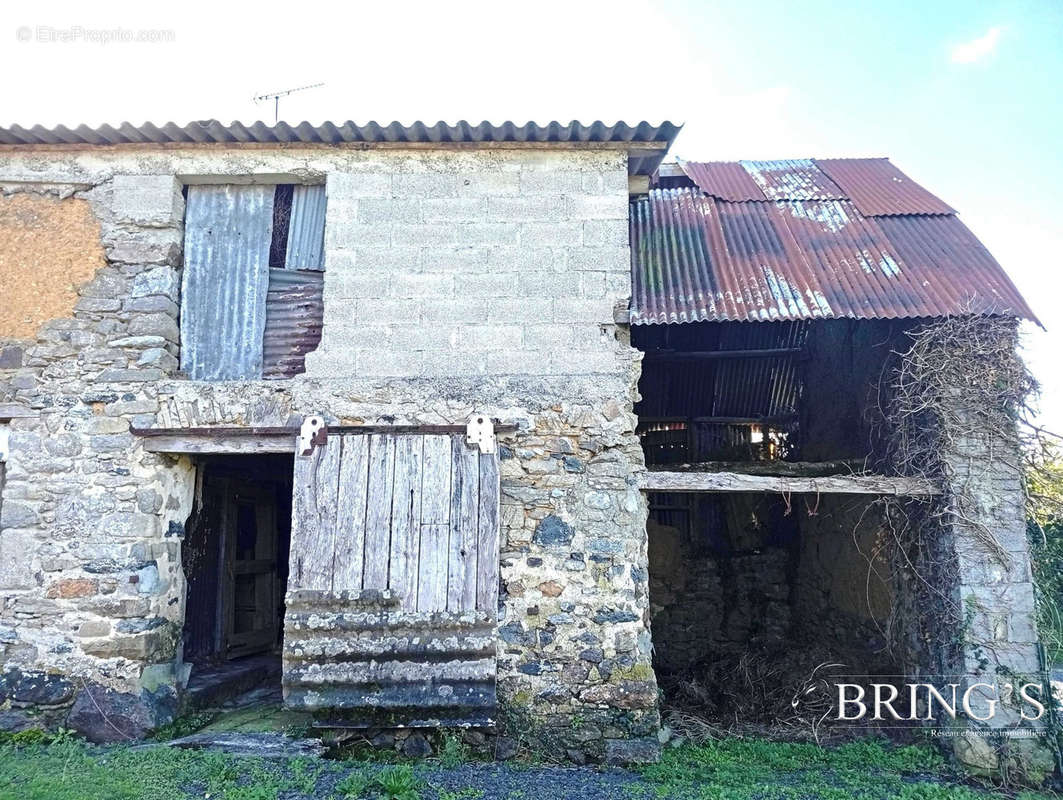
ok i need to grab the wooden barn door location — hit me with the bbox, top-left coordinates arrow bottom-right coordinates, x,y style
282,433 -> 500,726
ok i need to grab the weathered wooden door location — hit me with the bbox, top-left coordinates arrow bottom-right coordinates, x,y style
282,433 -> 500,726
223,481 -> 280,659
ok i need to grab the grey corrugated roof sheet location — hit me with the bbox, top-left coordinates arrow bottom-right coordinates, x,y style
0,119 -> 681,174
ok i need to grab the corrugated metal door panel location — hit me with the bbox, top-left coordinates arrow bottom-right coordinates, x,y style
283,433 -> 499,725
284,185 -> 326,270
180,185 -> 273,380
262,268 -> 323,379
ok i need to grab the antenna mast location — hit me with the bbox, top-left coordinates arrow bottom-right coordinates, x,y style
253,82 -> 325,123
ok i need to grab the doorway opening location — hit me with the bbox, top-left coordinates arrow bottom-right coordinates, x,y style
180,454 -> 293,709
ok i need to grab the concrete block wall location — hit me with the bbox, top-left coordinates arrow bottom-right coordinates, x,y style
305,151 -> 630,378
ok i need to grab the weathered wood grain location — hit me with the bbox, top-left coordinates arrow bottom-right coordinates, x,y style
448,439 -> 480,613
363,434 -> 396,589
141,434 -> 295,454
291,441 -> 341,590
638,470 -> 941,495
476,454 -> 500,612
388,435 -> 424,608
417,436 -> 453,612
333,435 -> 370,592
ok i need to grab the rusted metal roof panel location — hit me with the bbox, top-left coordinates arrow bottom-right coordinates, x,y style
629,187 -> 1036,324
284,184 -> 326,270
743,160 -> 846,201
263,268 -> 323,379
180,185 -> 273,380
814,158 -> 956,216
679,161 -> 766,200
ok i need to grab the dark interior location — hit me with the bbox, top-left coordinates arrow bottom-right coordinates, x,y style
181,454 -> 293,706
634,319 -> 909,735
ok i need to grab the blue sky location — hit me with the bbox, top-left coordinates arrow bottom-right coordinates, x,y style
2,0 -> 1061,428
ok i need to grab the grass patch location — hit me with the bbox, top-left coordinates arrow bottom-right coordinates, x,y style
639,738 -> 1060,799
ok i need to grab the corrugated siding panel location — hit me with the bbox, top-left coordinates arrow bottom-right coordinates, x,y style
814,158 -> 956,216
629,188 -> 1037,324
282,595 -> 496,727
284,185 -> 326,269
262,269 -> 323,379
180,185 -> 273,380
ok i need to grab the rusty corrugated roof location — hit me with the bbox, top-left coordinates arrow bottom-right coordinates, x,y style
815,158 -> 956,216
629,178 -> 1036,325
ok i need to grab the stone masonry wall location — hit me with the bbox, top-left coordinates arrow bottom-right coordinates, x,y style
0,145 -> 656,761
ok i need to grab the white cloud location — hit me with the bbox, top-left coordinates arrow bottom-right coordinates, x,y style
950,26 -> 1004,64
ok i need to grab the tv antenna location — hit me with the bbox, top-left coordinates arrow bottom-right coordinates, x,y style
253,82 -> 324,123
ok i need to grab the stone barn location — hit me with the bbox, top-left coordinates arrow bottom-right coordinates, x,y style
0,121 -> 1050,773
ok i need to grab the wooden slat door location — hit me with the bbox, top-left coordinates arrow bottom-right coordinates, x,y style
288,433 -> 499,611
283,433 -> 500,725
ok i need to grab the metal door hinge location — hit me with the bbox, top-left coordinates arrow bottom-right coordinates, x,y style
299,415 -> 327,456
466,414 -> 496,455
0,427 -> 8,463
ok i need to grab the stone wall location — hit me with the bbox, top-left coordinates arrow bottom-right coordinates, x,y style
0,145 -> 657,760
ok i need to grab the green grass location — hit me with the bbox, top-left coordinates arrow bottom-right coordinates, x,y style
0,733 -> 1059,799
638,738 -> 1060,799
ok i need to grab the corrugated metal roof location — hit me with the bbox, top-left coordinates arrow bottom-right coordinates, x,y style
180,185 -> 273,379
679,161 -> 766,201
629,186 -> 1036,325
675,157 -> 953,215
0,119 -> 681,174
814,158 -> 956,216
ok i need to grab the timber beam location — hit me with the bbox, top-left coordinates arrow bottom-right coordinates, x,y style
639,470 -> 941,496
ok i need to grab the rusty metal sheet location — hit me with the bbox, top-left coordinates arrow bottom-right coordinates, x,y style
262,268 -> 323,379
679,161 -> 766,200
180,185 -> 273,380
629,187 -> 1037,324
743,160 -> 845,201
814,158 -> 956,216
284,185 -> 326,270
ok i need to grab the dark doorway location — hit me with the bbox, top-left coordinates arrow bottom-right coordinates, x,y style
181,454 -> 293,705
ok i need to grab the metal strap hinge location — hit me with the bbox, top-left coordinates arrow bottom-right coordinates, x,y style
298,415 -> 327,456
0,427 -> 8,463
465,413 -> 496,454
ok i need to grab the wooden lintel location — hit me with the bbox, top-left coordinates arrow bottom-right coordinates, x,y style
141,434 -> 296,455
639,470 -> 941,496
643,347 -> 803,361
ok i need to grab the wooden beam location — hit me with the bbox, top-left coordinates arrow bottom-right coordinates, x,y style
639,470 -> 941,496
141,435 -> 296,455
643,348 -> 803,361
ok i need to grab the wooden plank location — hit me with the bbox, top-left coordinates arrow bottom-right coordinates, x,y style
418,435 -> 452,611
291,441 -> 341,590
448,438 -> 479,613
363,434 -> 397,590
333,435 -> 371,592
417,525 -> 450,612
638,471 -> 941,495
389,435 -> 424,608
643,347 -> 803,361
141,435 -> 295,454
476,454 -> 500,612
